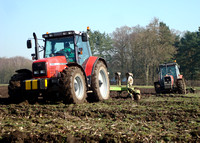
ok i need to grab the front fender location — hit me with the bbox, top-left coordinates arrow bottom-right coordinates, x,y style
82,56 -> 108,86
16,69 -> 32,75
83,56 -> 107,76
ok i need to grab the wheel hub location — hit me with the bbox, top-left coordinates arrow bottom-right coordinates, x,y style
98,69 -> 108,99
99,80 -> 103,87
74,83 -> 78,92
74,75 -> 84,100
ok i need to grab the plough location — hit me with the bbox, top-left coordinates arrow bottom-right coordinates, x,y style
110,72 -> 141,100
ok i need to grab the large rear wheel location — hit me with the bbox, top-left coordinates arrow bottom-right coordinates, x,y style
60,66 -> 87,104
90,61 -> 110,101
177,79 -> 186,94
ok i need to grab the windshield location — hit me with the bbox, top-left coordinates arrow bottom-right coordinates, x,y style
160,65 -> 176,78
44,36 -> 75,62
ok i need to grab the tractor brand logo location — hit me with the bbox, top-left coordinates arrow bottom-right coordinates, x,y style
50,63 -> 67,66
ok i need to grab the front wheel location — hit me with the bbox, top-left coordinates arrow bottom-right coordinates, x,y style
91,61 -> 110,102
8,70 -> 32,103
60,66 -> 87,104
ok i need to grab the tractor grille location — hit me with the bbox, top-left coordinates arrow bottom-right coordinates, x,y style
164,76 -> 172,89
32,62 -> 47,77
164,77 -> 171,83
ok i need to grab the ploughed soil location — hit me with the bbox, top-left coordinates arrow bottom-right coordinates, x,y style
0,85 -> 200,142
0,86 -> 156,99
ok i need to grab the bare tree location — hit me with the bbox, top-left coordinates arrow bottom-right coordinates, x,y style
111,18 -> 177,85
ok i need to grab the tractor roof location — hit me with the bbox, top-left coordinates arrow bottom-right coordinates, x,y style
42,30 -> 82,39
159,62 -> 178,67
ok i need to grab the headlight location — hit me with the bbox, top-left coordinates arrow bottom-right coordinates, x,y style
34,71 -> 39,75
33,62 -> 47,77
49,34 -> 54,37
43,34 -> 49,38
40,70 -> 46,74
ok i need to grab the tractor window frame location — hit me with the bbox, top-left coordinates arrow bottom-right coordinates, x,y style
75,35 -> 92,65
44,36 -> 76,62
159,65 -> 177,80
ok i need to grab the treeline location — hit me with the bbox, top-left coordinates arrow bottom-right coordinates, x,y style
176,29 -> 200,81
0,18 -> 199,85
89,18 -> 200,85
0,56 -> 32,84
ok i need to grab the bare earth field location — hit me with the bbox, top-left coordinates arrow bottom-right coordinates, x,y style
0,86 -> 200,142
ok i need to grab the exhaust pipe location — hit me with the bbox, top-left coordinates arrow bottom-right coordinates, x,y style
33,32 -> 40,60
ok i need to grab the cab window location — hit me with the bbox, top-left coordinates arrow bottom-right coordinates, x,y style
44,36 -> 75,62
76,35 -> 91,65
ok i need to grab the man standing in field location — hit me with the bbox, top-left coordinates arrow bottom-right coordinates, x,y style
126,72 -> 141,100
126,72 -> 134,100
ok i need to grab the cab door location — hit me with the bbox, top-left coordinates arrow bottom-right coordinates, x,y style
75,35 -> 92,65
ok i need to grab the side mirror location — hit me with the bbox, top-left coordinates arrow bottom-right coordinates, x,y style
27,40 -> 32,49
82,33 -> 88,42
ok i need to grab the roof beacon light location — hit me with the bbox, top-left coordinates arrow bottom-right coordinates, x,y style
87,26 -> 90,31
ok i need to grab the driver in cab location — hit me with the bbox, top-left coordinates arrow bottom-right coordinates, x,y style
57,42 -> 75,62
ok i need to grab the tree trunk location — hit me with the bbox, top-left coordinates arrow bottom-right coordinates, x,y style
145,64 -> 149,85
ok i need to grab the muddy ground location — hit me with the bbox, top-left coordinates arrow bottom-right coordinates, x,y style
0,86 -> 200,142
0,86 -> 155,99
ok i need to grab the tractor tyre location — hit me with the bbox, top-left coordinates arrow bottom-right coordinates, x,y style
8,71 -> 32,103
134,93 -> 141,100
177,79 -> 186,94
90,61 -> 110,102
154,82 -> 161,94
27,94 -> 38,104
60,66 -> 87,104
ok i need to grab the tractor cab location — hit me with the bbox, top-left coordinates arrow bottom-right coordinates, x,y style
26,30 -> 93,79
42,31 -> 92,65
159,63 -> 180,83
27,30 -> 92,65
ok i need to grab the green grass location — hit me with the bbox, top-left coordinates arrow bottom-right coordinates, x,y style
194,87 -> 200,90
0,84 -> 8,86
134,85 -> 154,88
110,85 -> 154,89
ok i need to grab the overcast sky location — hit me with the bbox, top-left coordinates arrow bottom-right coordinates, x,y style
0,0 -> 199,59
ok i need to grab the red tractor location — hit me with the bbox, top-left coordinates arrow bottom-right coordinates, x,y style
154,62 -> 186,94
8,28 -> 110,104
